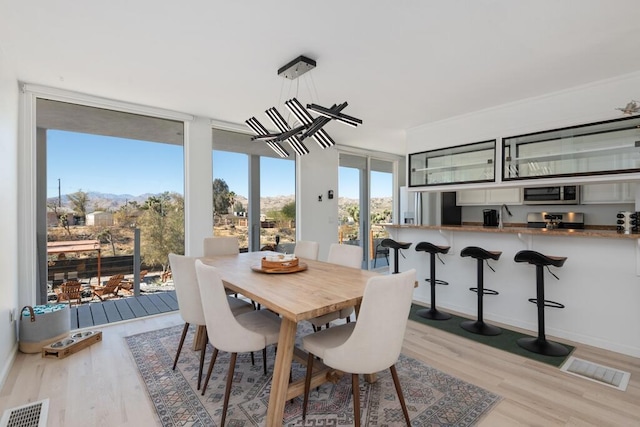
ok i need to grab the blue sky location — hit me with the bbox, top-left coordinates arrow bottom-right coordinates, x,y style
47,130 -> 391,200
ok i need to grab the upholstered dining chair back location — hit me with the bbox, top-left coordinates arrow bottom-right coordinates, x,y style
195,260 -> 265,352
169,253 -> 205,326
203,236 -> 239,257
323,268 -> 416,374
294,240 -> 320,260
327,243 -> 362,269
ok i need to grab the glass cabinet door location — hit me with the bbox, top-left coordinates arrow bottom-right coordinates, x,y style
503,115 -> 640,180
409,140 -> 495,186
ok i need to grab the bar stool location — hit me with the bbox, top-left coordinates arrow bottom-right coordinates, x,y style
380,238 -> 412,274
415,241 -> 451,320
460,246 -> 501,336
514,250 -> 569,357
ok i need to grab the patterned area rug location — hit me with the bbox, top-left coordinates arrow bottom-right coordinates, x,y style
126,323 -> 501,426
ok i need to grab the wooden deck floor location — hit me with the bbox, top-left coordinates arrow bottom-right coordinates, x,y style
69,291 -> 178,329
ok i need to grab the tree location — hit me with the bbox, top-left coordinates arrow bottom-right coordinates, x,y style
371,209 -> 391,224
47,202 -> 71,236
67,190 -> 90,222
346,204 -> 360,224
228,191 -> 236,214
281,201 -> 296,221
138,192 -> 184,274
97,229 -> 117,255
233,201 -> 245,214
114,201 -> 140,228
212,178 -> 230,220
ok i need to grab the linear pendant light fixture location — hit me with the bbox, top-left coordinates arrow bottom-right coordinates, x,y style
245,55 -> 362,158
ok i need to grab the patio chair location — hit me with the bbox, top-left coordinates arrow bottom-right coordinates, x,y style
56,281 -> 83,306
119,270 -> 148,293
373,241 -> 390,268
91,274 -> 124,301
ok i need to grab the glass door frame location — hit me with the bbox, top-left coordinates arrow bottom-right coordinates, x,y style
338,149 -> 401,270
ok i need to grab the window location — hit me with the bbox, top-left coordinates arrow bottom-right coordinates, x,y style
212,129 -> 296,253
39,99 -> 184,301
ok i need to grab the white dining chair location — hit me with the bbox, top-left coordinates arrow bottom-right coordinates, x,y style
169,253 -> 253,390
302,268 -> 416,426
203,236 -> 239,256
195,259 -> 282,426
293,240 -> 320,260
307,243 -> 363,331
203,236 -> 245,299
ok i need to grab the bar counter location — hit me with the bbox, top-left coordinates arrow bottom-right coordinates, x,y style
383,223 -> 640,359
384,223 -> 639,239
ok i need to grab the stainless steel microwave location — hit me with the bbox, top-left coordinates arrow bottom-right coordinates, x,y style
522,185 -> 579,205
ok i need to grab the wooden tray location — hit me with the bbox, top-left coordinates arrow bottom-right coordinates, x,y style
251,262 -> 308,274
261,257 -> 299,269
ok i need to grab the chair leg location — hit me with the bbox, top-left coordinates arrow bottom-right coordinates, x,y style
172,322 -> 189,370
390,365 -> 411,426
251,351 -> 255,365
302,352 -> 314,420
262,347 -> 267,375
201,348 -> 218,395
221,353 -> 237,427
197,336 -> 207,390
352,373 -> 361,427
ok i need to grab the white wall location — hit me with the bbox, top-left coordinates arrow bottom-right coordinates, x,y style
0,50 -> 19,388
184,117 -> 214,257
297,146 -> 339,261
407,71 -> 640,155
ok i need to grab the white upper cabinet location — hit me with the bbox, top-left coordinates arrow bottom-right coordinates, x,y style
502,116 -> 640,181
581,183 -> 636,204
458,188 -> 523,206
409,140 -> 495,187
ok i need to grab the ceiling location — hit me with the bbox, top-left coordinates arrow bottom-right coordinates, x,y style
2,0 -> 640,155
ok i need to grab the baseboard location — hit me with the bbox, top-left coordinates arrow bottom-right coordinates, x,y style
0,342 -> 18,391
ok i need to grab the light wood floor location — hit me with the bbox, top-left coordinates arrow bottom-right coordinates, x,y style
1,311 -> 638,426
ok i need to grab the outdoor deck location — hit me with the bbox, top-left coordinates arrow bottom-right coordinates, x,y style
69,291 -> 178,329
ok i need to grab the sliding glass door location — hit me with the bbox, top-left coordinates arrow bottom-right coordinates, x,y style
338,153 -> 396,270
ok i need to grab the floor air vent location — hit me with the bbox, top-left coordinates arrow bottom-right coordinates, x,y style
0,399 -> 48,427
560,356 -> 630,391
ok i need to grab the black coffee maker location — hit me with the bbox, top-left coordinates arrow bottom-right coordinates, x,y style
483,209 -> 499,227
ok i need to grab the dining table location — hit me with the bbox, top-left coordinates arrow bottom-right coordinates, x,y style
201,250 -> 379,427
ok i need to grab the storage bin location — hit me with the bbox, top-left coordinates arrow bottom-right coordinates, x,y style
19,304 -> 70,353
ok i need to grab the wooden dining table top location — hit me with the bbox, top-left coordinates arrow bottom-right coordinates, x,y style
201,251 -> 379,322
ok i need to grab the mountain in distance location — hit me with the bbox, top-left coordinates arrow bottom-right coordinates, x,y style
47,191 -> 392,216
47,191 -> 161,212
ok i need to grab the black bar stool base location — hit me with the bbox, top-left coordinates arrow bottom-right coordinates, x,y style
416,307 -> 451,321
517,337 -> 569,357
460,320 -> 501,336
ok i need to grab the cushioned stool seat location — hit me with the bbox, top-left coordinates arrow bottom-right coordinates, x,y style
514,250 -> 569,357
460,246 -> 502,336
415,241 -> 451,320
380,238 -> 412,274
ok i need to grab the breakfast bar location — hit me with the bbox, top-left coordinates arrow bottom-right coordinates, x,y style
385,223 -> 640,358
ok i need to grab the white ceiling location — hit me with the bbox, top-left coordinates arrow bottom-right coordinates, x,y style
2,0 -> 640,155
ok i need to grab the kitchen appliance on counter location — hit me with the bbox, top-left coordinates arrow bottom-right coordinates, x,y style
616,211 -> 639,234
483,209 -> 499,227
523,185 -> 579,205
527,212 -> 585,230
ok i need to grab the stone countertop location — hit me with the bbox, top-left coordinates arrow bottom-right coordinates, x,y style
382,223 -> 639,239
